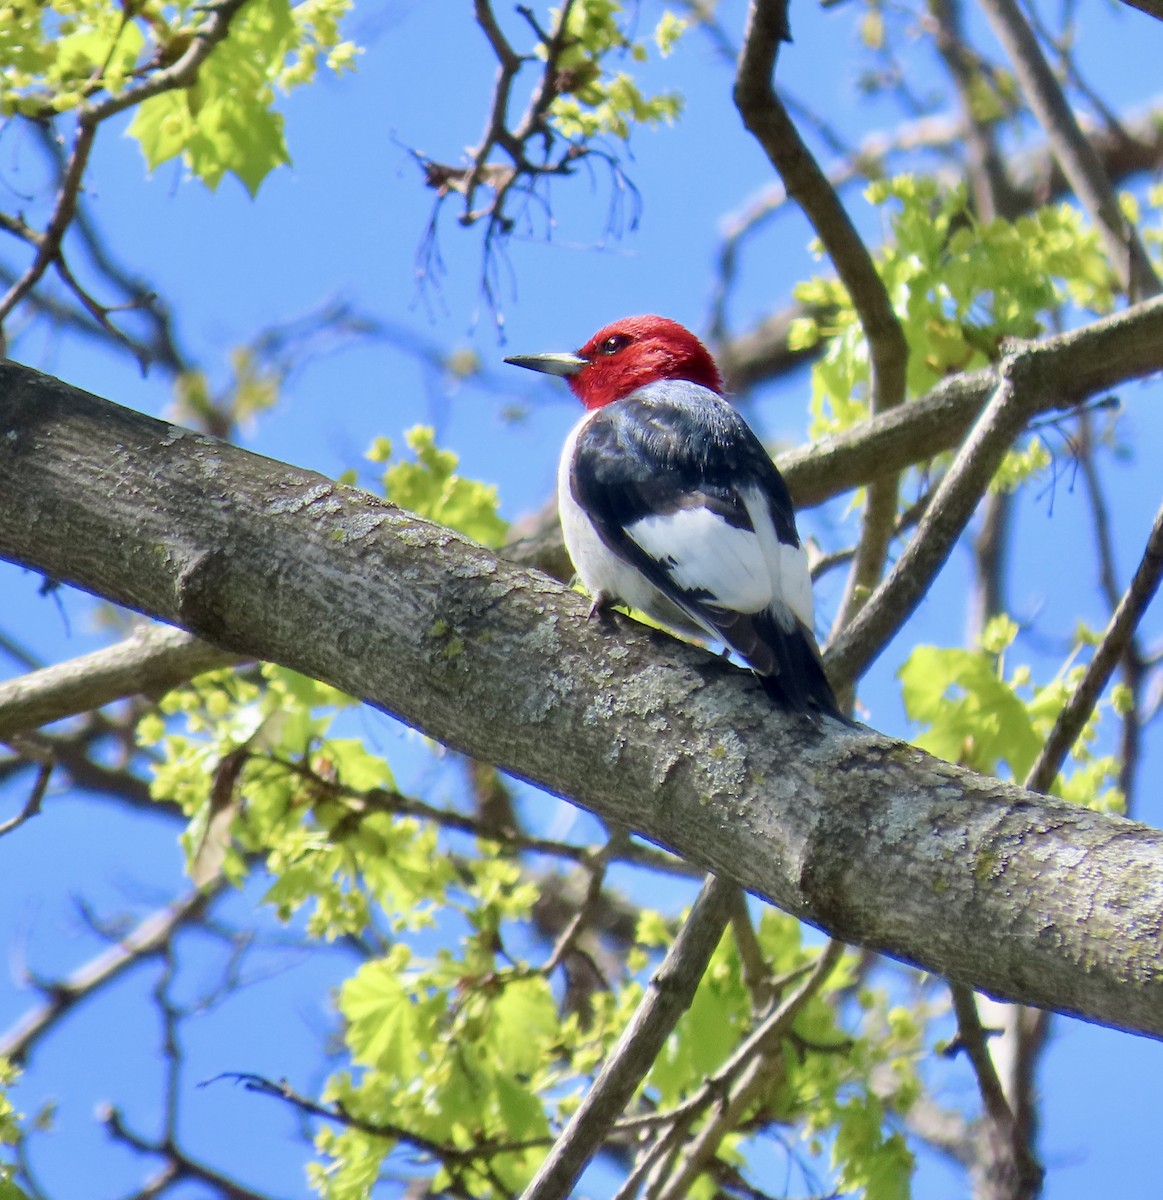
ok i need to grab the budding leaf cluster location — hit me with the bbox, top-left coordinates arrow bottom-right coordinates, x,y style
547,0 -> 685,141
900,615 -> 1124,812
1,0 -> 358,196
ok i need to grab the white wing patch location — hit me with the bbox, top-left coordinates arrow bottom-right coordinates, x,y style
627,507 -> 772,614
740,487 -> 814,630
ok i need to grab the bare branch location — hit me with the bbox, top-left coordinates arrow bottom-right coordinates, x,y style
947,985 -> 1043,1200
0,624 -> 244,739
977,0 -> 1160,300
1024,499 -> 1163,794
0,120 -> 97,339
0,752 -> 50,838
266,753 -> 697,878
539,837 -> 618,976
1119,0 -> 1163,19
101,1102 -> 275,1200
520,874 -> 736,1200
733,0 -> 908,418
1,885 -> 220,1063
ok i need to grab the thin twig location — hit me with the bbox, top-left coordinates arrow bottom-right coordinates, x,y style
1,884 -> 221,1063
0,756 -> 51,838
727,889 -> 772,1010
946,985 -> 1044,1199
541,837 -> 618,976
202,1072 -> 554,1163
1024,498 -> 1163,794
100,1102 -> 275,1200
264,754 -> 698,878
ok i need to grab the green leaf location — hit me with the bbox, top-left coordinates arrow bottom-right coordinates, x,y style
899,644 -> 1041,778
187,91 -> 290,196
493,1071 -> 548,1140
123,0 -> 354,194
340,953 -> 424,1074
899,634 -> 1126,813
128,91 -> 193,174
804,176 -> 1114,441
833,1097 -> 914,1200
486,977 -> 558,1077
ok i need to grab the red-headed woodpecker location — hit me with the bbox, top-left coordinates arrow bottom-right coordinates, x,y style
505,314 -> 842,720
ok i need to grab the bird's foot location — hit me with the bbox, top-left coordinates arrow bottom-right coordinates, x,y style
587,591 -> 616,621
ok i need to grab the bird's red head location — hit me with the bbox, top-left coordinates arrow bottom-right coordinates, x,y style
504,315 -> 724,411
569,316 -> 724,410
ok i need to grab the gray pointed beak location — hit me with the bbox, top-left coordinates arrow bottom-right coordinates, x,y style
504,351 -> 587,378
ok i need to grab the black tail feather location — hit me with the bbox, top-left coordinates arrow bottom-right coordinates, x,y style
681,603 -> 851,724
749,612 -> 848,723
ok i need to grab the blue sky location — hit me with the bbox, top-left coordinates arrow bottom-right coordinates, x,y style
3,1 -> 1163,1196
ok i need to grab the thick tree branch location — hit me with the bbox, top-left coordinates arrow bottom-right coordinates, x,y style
4,365 -> 1163,1036
5,271 -> 1162,745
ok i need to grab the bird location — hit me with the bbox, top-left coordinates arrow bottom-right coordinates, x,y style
505,314 -> 844,721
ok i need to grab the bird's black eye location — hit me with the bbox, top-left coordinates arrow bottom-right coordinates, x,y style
598,333 -> 631,356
